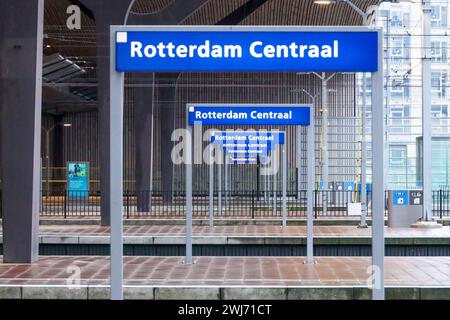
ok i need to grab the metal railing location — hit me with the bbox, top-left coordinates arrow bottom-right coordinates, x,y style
36,189 -> 375,219
2,189 -> 450,220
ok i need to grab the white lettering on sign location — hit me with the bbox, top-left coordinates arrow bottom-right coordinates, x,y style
130,40 -> 339,59
195,110 -> 293,121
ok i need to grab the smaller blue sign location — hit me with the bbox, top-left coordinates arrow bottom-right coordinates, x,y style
228,155 -> 260,164
212,131 -> 284,164
189,105 -> 310,126
392,190 -> 409,206
344,181 -> 355,191
357,183 -> 372,193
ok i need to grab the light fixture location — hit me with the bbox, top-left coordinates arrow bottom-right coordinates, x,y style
314,0 -> 335,4
63,123 -> 72,127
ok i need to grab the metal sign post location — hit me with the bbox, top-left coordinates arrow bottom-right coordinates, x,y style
306,107 -> 315,264
209,146 -> 214,228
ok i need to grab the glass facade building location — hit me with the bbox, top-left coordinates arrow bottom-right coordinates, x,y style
374,0 -> 450,189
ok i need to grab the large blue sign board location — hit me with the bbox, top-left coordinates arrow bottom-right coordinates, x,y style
115,30 -> 378,72
189,105 -> 310,126
67,162 -> 89,198
392,190 -> 409,206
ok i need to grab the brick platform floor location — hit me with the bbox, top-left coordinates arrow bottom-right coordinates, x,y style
0,256 -> 450,286
13,225 -> 450,238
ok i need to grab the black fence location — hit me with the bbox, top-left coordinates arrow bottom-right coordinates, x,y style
38,189 -> 375,219
1,189 -> 450,219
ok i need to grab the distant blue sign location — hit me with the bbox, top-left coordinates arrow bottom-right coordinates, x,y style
393,190 -> 409,206
115,30 -> 378,72
357,183 -> 372,193
212,131 -> 284,164
227,155 -> 259,164
67,162 -> 89,198
189,105 -> 310,126
344,181 -> 355,191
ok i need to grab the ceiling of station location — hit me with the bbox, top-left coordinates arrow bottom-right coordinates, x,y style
42,0 -> 380,114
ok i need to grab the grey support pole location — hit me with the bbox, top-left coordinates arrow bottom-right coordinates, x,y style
0,0 -> 44,263
306,108 -> 315,264
185,121 -> 193,265
321,73 -> 329,216
281,143 -> 287,227
273,147 -> 277,216
224,154 -> 228,207
209,147 -> 214,228
360,73 -> 368,228
371,29 -> 385,300
422,0 -> 433,222
296,126 -> 301,199
110,28 -> 125,300
78,0 -> 132,226
282,142 -> 287,228
218,151 -> 222,217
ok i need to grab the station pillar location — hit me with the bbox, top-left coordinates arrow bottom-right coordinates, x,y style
0,0 -> 44,263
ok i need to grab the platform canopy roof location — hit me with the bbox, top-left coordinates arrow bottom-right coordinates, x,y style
42,0 -> 380,114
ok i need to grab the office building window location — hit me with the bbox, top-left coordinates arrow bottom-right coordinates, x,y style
431,40 -> 448,63
390,36 -> 410,63
432,71 -> 448,99
390,105 -> 410,133
390,10 -> 409,28
431,5 -> 448,28
391,78 -> 410,99
390,145 -> 407,166
432,105 -> 448,118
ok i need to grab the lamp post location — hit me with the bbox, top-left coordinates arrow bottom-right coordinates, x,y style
42,122 -> 71,197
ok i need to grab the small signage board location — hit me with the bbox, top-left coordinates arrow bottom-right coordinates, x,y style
335,182 -> 344,191
392,190 -> 409,206
67,162 -> 89,198
409,190 -> 423,205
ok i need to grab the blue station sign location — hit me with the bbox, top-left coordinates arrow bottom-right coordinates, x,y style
211,131 -> 285,164
115,30 -> 378,72
189,105 -> 310,126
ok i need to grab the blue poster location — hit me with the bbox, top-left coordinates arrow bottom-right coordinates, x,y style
67,162 -> 89,198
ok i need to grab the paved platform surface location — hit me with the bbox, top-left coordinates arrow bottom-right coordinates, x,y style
31,224 -> 450,236
1,256 -> 450,299
1,225 -> 449,245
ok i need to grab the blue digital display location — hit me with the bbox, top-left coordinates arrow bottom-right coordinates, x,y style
115,31 -> 378,72
189,105 -> 310,126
